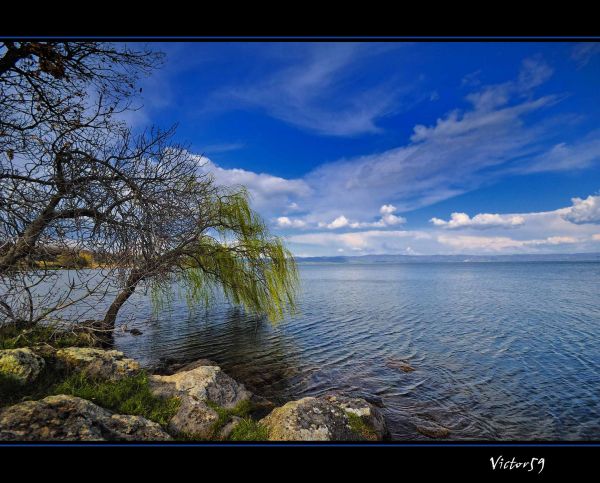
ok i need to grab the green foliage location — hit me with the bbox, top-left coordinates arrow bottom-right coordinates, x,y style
53,371 -> 180,427
346,412 -> 378,440
228,418 -> 270,441
0,324 -> 99,350
152,188 -> 299,324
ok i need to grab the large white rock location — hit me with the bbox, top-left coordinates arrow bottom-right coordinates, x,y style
150,365 -> 253,438
260,395 -> 389,441
55,347 -> 140,380
0,395 -> 171,441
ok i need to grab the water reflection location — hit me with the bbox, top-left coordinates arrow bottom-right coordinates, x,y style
115,306 -> 305,405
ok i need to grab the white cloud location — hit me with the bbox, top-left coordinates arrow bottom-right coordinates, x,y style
561,195 -> 600,224
284,193 -> 600,256
437,234 -> 579,251
188,53 -> 600,256
297,56 -> 574,224
288,230 -> 431,253
430,212 -> 525,230
318,205 -> 406,230
323,215 -> 351,229
195,156 -> 311,215
521,133 -> 600,173
276,217 -> 307,228
215,43 -> 407,137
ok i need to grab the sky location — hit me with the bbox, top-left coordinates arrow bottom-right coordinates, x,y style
128,41 -> 600,256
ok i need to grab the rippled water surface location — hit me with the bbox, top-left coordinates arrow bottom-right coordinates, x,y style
113,262 -> 600,440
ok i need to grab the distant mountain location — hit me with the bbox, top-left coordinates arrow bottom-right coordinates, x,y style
295,253 -> 600,264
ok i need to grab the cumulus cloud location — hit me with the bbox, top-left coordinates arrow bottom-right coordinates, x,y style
561,195 -> 600,224
318,205 -> 407,230
380,204 -> 396,215
284,193 -> 600,256
430,212 -> 525,230
321,215 -> 351,229
276,217 -> 307,228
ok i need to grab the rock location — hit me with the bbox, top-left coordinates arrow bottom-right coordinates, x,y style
129,329 -> 143,336
323,394 -> 390,440
149,364 -> 253,438
0,348 -> 45,384
150,365 -> 252,409
416,420 -> 451,438
385,357 -> 415,373
55,347 -> 140,380
260,396 -> 372,441
164,397 -> 219,438
218,416 -> 243,440
0,395 -> 171,441
151,358 -> 219,376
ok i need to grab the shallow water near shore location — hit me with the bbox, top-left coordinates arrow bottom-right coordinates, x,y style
106,262 -> 600,439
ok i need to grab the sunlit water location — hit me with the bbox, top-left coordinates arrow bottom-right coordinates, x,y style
61,263 -> 600,440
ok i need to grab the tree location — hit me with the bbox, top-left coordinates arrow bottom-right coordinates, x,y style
101,157 -> 299,329
0,42 -> 163,273
0,42 -> 298,332
0,41 -> 165,327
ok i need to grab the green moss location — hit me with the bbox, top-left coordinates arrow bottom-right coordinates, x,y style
53,371 -> 180,427
228,418 -> 270,441
0,324 -> 98,350
346,412 -> 378,441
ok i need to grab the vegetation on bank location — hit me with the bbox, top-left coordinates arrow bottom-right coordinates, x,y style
228,417 -> 270,441
54,371 -> 180,427
0,324 -> 99,350
0,330 -> 270,440
0,42 -> 297,443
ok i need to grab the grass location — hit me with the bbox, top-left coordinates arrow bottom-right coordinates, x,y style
205,399 -> 270,441
52,371 -> 180,427
346,412 -> 378,441
206,399 -> 254,438
228,417 -> 270,441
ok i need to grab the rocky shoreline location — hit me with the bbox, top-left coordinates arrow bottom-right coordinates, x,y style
0,346 -> 391,441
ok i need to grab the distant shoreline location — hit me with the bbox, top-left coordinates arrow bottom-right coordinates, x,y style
295,253 -> 600,264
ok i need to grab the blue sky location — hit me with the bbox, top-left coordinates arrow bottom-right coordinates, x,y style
129,41 -> 600,256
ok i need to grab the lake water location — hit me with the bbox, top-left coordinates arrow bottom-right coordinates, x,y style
112,262 -> 600,440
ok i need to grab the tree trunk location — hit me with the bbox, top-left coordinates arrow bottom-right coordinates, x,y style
0,195 -> 61,274
102,270 -> 144,330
